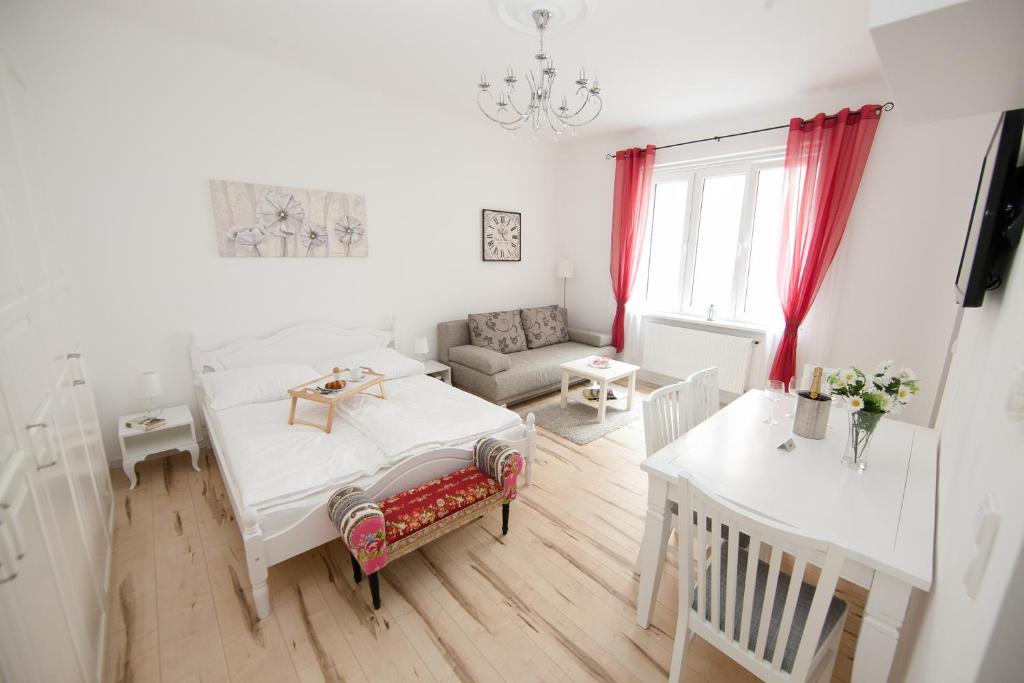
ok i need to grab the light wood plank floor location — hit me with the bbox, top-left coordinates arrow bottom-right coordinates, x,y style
103,385 -> 866,682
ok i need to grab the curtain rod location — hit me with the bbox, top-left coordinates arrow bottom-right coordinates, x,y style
604,102 -> 894,160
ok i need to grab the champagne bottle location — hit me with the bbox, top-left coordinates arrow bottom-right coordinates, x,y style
809,367 -> 823,400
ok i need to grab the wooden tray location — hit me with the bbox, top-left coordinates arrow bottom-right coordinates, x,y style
287,367 -> 387,433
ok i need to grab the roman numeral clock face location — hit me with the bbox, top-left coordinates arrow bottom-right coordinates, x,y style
482,210 -> 521,261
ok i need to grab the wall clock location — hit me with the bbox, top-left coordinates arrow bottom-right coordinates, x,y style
482,209 -> 522,261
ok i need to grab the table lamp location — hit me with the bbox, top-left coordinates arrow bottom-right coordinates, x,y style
414,337 -> 429,361
137,370 -> 163,417
557,259 -> 574,308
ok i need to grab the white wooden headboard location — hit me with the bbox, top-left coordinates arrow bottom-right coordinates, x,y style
189,320 -> 396,379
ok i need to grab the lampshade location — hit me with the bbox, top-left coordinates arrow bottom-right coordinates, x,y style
137,371 -> 163,399
556,259 -> 575,278
413,337 -> 429,355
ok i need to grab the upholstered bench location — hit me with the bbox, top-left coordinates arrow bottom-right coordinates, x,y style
328,438 -> 524,609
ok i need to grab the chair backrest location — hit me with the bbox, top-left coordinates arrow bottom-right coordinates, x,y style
642,381 -> 696,456
686,367 -> 720,424
675,478 -> 846,682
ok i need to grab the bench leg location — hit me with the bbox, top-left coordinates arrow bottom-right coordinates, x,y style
350,554 -> 362,584
502,502 -> 510,536
369,572 -> 381,610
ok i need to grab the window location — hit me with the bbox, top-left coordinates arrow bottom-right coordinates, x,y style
642,153 -> 785,324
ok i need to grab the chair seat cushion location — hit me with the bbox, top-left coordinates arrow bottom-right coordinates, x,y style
693,543 -> 847,674
378,466 -> 503,545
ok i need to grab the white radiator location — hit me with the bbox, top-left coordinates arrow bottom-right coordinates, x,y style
642,321 -> 755,394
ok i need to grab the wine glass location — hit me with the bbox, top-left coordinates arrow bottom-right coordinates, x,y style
763,380 -> 785,425
784,376 -> 798,417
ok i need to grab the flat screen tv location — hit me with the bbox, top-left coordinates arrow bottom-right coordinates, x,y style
955,109 -> 1024,307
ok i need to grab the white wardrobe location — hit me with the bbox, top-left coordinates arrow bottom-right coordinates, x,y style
0,60 -> 113,681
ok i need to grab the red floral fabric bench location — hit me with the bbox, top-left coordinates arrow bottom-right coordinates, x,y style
327,438 -> 523,609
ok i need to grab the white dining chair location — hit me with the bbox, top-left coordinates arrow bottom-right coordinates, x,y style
669,478 -> 848,683
685,367 -> 720,424
642,380 -> 697,457
636,381 -> 697,574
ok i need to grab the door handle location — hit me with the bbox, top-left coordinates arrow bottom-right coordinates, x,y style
0,503 -> 25,560
0,519 -> 21,583
25,423 -> 58,469
65,352 -> 81,359
72,379 -> 86,386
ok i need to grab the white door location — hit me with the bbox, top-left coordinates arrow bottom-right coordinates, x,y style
69,351 -> 113,526
0,419 -> 88,682
52,365 -> 110,598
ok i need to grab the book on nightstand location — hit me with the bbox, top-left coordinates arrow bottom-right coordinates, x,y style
125,416 -> 166,431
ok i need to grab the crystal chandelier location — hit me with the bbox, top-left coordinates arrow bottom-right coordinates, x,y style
477,8 -> 602,138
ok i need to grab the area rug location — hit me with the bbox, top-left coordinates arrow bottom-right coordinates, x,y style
522,399 -> 642,445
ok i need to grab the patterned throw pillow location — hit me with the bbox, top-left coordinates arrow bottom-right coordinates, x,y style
468,310 -> 527,354
520,305 -> 569,349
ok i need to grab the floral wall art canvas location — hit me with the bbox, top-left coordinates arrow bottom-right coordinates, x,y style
209,179 -> 368,257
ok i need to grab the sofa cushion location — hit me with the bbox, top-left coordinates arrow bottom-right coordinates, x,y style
453,341 -> 617,402
568,327 -> 613,347
468,310 -> 527,353
521,305 -> 570,349
448,345 -> 512,375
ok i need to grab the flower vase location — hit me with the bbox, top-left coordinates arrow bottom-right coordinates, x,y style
842,410 -> 883,471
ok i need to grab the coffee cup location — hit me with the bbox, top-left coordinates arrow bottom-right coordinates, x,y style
350,366 -> 364,380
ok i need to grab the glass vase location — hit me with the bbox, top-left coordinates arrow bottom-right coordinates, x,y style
842,410 -> 883,471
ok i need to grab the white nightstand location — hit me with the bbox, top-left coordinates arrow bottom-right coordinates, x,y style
118,405 -> 200,489
423,359 -> 452,384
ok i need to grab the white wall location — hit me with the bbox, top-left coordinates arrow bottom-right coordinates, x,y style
1,2 -> 561,461
553,81 -> 997,425
898,214 -> 1024,681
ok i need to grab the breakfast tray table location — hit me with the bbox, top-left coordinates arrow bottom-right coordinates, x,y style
287,367 -> 387,433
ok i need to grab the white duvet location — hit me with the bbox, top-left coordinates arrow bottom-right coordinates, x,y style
209,375 -> 520,511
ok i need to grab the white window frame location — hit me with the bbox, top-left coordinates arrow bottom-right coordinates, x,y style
643,149 -> 785,323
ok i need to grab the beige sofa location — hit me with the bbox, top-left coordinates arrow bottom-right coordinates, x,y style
437,307 -> 614,405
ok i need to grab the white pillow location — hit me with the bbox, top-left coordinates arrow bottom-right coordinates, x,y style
202,363 -> 319,410
314,348 -> 424,380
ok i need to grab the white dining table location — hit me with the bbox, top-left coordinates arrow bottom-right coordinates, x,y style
636,389 -> 936,683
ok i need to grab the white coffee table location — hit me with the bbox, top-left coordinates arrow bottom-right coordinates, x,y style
559,357 -> 640,424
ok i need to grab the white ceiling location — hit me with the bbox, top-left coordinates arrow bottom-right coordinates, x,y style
94,0 -> 885,135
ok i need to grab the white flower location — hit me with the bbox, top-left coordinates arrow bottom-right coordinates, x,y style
897,367 -> 918,381
875,359 -> 895,374
840,367 -> 859,384
832,377 -> 848,389
257,191 -> 305,237
877,394 -> 893,412
847,396 -> 864,412
896,383 -> 914,402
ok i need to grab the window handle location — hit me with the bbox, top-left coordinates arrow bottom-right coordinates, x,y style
72,379 -> 86,386
65,352 -> 81,359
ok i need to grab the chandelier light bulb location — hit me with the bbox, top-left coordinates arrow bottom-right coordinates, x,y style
477,7 -> 603,138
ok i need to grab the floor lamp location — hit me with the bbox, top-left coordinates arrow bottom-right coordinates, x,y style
557,259 -> 574,308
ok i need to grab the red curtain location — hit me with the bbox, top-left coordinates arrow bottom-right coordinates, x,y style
610,144 -> 656,352
769,105 -> 882,383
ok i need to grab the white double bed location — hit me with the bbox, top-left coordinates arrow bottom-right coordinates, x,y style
190,322 -> 536,618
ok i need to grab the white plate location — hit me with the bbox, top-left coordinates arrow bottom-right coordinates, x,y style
589,359 -> 612,369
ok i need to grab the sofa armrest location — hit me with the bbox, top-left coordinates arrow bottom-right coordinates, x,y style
448,344 -> 512,375
568,327 -> 613,347
327,486 -> 388,573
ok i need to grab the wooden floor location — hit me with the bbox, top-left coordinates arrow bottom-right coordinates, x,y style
103,385 -> 866,683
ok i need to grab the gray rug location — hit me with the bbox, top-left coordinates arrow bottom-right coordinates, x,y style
524,399 -> 642,445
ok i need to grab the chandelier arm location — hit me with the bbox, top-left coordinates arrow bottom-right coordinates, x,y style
557,95 -> 603,127
551,87 -> 595,121
477,91 -> 526,127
